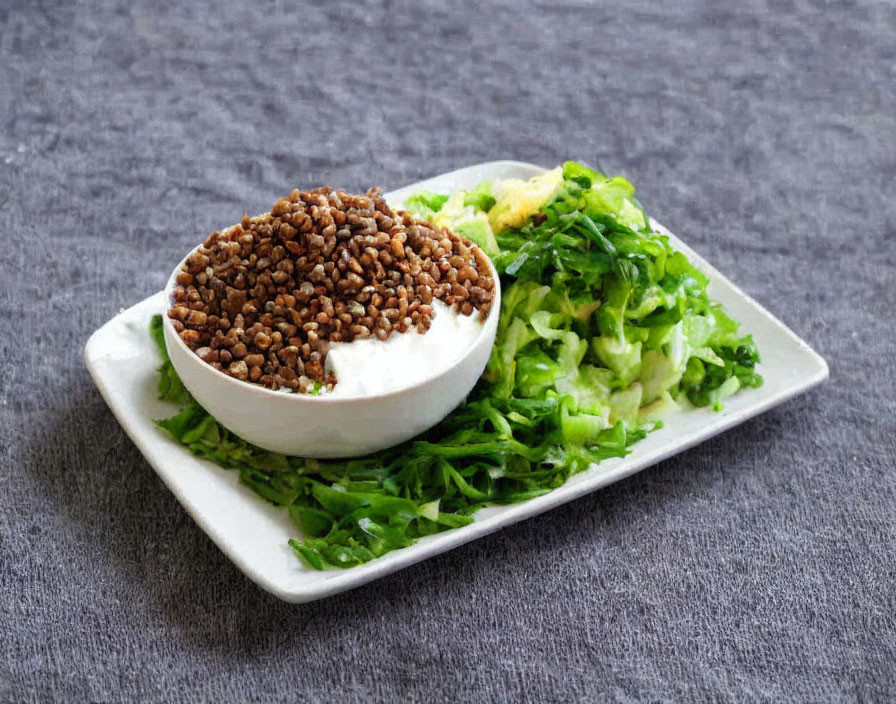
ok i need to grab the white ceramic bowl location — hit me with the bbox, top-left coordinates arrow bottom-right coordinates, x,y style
162,247 -> 501,458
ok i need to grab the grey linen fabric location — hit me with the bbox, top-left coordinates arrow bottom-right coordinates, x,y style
1,0 -> 894,701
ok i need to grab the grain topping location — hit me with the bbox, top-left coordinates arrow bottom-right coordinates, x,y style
168,186 -> 495,392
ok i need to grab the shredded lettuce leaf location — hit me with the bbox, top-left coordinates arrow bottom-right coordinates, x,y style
152,161 -> 761,569
402,191 -> 450,219
428,189 -> 500,257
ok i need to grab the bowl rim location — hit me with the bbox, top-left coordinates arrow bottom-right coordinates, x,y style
162,236 -> 502,405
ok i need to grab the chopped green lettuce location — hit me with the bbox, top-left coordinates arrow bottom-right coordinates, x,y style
402,191 -> 449,219
429,190 -> 500,257
463,180 -> 496,212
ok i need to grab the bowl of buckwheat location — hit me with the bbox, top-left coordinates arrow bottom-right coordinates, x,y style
163,185 -> 500,458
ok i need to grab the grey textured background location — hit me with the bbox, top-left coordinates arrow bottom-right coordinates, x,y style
1,0 -> 894,701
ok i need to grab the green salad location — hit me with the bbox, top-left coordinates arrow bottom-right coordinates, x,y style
152,161 -> 761,569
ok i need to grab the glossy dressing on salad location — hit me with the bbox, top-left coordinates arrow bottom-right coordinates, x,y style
322,300 -> 483,398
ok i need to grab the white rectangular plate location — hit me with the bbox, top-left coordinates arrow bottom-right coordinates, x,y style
85,161 -> 828,603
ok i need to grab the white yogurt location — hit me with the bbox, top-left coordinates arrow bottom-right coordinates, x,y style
322,299 -> 484,398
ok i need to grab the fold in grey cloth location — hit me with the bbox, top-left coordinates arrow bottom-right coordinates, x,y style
1,0 -> 893,701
